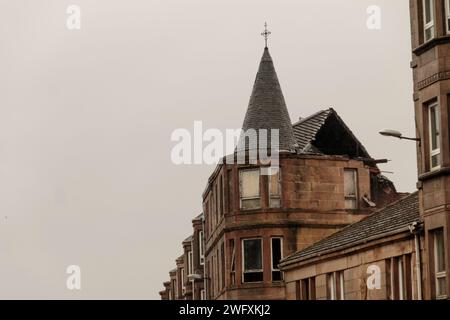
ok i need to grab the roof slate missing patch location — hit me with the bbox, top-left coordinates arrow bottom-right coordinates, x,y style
281,192 -> 419,266
293,108 -> 371,158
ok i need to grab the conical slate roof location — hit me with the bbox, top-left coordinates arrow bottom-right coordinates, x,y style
239,47 -> 296,152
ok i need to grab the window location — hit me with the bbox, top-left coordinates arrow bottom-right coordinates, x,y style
187,251 -> 193,276
423,0 -> 435,41
242,238 -> 263,283
221,242 -> 225,290
269,169 -> 282,208
387,255 -> 413,300
200,289 -> 206,300
429,102 -> 441,170
199,231 -> 205,265
327,271 -> 345,300
433,229 -> 447,299
344,169 -> 358,209
181,268 -> 186,294
327,273 -> 336,300
239,169 -> 261,210
446,0 -> 450,33
227,169 -> 233,213
219,175 -> 224,217
297,278 -> 316,300
230,239 -> 236,285
271,237 -> 283,281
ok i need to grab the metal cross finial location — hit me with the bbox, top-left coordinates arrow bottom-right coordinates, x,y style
261,22 -> 271,48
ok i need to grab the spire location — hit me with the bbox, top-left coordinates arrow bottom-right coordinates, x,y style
239,47 -> 297,152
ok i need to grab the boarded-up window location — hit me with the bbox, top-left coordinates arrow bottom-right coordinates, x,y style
239,169 -> 261,210
271,237 -> 283,281
269,169 -> 281,208
242,238 -> 263,283
344,169 -> 358,209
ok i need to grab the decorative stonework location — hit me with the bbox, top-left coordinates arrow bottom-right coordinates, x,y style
418,70 -> 450,90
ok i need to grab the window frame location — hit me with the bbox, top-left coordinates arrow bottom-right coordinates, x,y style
446,0 -> 450,34
344,169 -> 358,209
433,229 -> 447,299
327,273 -> 336,300
199,231 -> 205,265
423,0 -> 435,42
239,168 -> 261,210
241,238 -> 264,283
270,237 -> 284,282
187,250 -> 193,276
268,168 -> 282,208
428,102 -> 441,171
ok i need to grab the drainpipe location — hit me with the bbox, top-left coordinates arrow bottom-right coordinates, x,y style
409,221 -> 423,300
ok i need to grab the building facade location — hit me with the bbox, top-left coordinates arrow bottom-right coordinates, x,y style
278,0 -> 450,301
160,46 -> 402,300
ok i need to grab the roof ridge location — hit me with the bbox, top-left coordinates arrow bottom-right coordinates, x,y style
292,108 -> 332,127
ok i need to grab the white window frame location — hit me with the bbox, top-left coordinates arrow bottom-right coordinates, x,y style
344,169 -> 358,209
239,168 -> 261,210
199,231 -> 205,265
428,102 -> 441,171
241,238 -> 264,283
270,237 -> 284,282
434,229 -> 447,299
423,0 -> 435,41
446,0 -> 450,34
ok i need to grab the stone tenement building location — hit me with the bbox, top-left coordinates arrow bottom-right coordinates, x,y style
160,0 -> 450,300
159,46 -> 401,300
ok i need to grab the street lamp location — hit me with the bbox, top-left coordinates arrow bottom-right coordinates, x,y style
379,129 -> 421,144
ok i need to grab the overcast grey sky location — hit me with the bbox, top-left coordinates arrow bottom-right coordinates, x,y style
0,0 -> 415,299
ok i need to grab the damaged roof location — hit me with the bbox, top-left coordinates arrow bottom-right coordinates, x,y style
280,192 -> 419,267
293,108 -> 371,158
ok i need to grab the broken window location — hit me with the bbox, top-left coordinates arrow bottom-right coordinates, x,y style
344,169 -> 358,209
242,238 -> 263,283
269,169 -> 281,208
271,237 -> 283,281
429,102 -> 441,170
423,0 -> 435,41
239,169 -> 260,210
